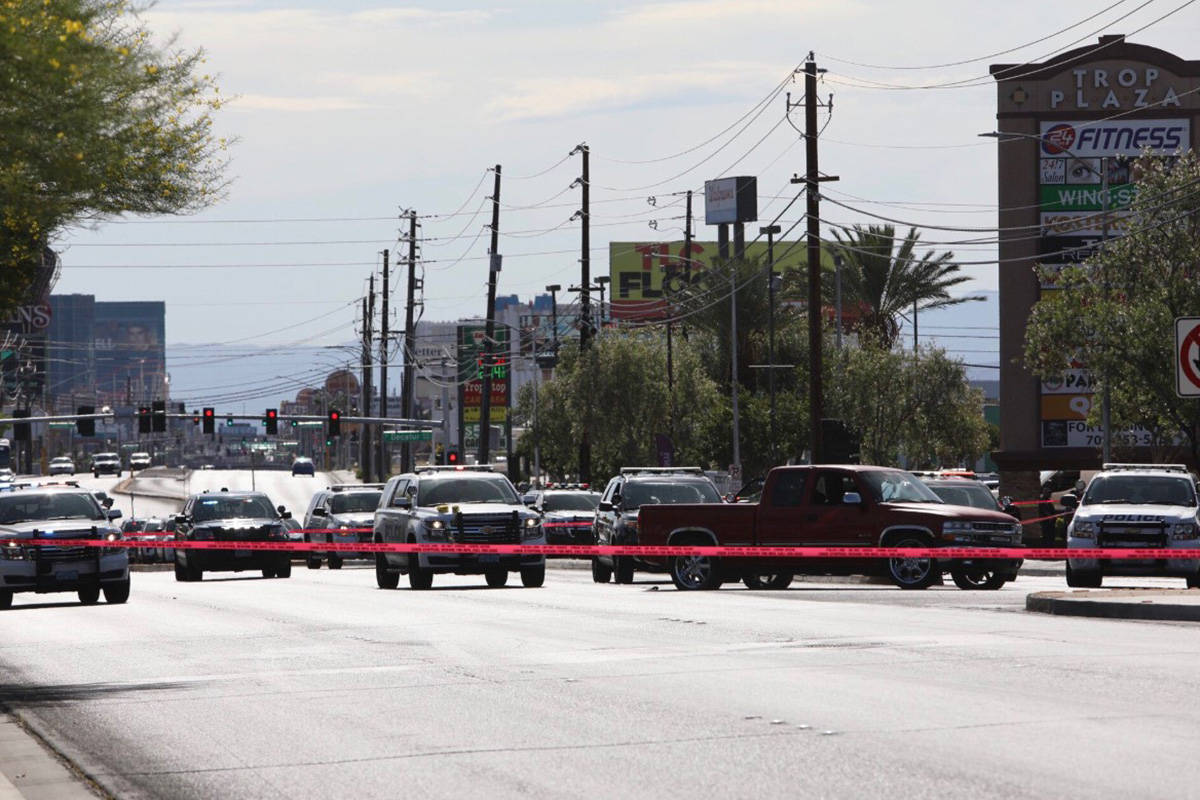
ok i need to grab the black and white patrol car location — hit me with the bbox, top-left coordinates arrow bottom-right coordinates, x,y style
173,490 -> 293,581
1062,463 -> 1200,588
301,483 -> 383,569
0,483 -> 127,608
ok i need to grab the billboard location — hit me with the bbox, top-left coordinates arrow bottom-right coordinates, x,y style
92,302 -> 166,404
608,240 -> 830,322
704,177 -> 758,225
457,324 -> 509,439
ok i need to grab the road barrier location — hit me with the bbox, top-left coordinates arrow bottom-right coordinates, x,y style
8,533 -> 1199,561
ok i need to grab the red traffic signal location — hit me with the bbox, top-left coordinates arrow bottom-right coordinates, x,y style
202,407 -> 215,434
446,447 -> 460,465
328,409 -> 341,437
265,408 -> 278,435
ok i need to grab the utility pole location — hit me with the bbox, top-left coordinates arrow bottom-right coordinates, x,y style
793,52 -> 836,464
360,277 -> 374,483
378,248 -> 389,478
571,143 -> 592,483
400,210 -> 418,472
480,165 -> 502,466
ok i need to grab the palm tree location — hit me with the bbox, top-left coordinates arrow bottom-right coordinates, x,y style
827,224 -> 982,349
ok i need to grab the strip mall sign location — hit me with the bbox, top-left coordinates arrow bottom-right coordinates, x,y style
1039,119 -> 1189,157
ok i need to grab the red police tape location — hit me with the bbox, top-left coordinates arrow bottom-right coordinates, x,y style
10,535 -> 1200,561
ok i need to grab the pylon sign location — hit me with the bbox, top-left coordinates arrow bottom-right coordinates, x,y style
1175,317 -> 1200,397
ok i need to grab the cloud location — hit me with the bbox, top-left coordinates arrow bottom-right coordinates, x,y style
230,94 -> 372,112
611,0 -> 825,27
346,7 -> 492,26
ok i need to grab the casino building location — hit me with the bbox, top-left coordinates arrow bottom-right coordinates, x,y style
989,35 -> 1200,497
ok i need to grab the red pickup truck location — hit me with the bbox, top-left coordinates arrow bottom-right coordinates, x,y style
636,465 -> 1023,591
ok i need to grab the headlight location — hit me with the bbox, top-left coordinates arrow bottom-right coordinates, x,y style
521,517 -> 542,540
0,540 -> 26,560
424,519 -> 447,540
106,532 -> 119,542
1072,521 -> 1095,539
942,521 -> 973,534
339,525 -> 350,531
1171,523 -> 1198,541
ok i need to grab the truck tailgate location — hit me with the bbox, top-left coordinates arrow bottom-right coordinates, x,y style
638,503 -> 757,546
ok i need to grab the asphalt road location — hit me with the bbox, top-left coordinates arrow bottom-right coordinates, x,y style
3,473 -> 1200,799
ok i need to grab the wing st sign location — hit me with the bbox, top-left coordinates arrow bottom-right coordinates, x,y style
1175,317 -> 1200,397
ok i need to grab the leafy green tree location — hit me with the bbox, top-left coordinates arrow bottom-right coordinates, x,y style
513,330 -> 723,482
1024,150 -> 1200,464
826,224 -> 981,349
826,345 -> 989,467
0,0 -> 229,307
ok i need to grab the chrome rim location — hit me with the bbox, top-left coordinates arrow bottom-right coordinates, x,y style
959,568 -> 991,586
674,556 -> 712,588
889,541 -> 932,584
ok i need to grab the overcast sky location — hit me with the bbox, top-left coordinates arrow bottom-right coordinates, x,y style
50,0 -> 1198,365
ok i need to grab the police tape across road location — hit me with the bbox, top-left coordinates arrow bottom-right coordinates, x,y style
7,534 -> 1199,561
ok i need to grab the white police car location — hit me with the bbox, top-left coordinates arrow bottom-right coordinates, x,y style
1063,463 -> 1200,588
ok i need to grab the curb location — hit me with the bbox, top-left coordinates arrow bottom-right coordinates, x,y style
1026,589 -> 1200,621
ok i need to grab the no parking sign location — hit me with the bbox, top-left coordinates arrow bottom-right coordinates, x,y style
1175,317 -> 1200,397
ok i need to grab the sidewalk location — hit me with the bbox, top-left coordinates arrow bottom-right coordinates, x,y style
1027,588 -> 1200,621
0,714 -> 100,799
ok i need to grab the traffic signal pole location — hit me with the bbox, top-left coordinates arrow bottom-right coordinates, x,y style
378,249 -> 389,478
400,210 -> 418,472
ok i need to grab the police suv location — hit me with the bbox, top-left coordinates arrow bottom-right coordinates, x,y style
373,466 -> 544,590
0,483 -> 128,608
1063,463 -> 1200,588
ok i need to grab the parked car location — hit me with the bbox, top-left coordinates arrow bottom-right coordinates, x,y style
48,456 -> 75,476
91,452 -> 122,478
301,484 -> 382,568
0,484 -> 127,608
291,457 -> 315,476
919,476 -> 1023,588
636,465 -> 1024,591
592,467 -> 724,584
528,489 -> 601,548
1062,462 -> 1200,588
129,452 -> 152,470
172,490 -> 293,581
373,466 -> 544,590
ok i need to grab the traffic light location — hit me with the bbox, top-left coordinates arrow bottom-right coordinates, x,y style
152,400 -> 166,433
202,407 -> 215,434
12,408 -> 29,442
325,437 -> 333,447
225,416 -> 234,427
328,409 -> 341,438
264,408 -> 278,435
192,409 -> 200,426
446,446 -> 460,466
138,406 -> 151,434
76,405 -> 95,437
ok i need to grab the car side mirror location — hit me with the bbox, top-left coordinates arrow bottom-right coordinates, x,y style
102,497 -> 114,509
174,513 -> 189,525
598,500 -> 612,511
280,511 -> 292,520
311,507 -> 326,517
1060,493 -> 1078,510
392,496 -> 412,509
524,498 -> 537,507
107,509 -> 122,521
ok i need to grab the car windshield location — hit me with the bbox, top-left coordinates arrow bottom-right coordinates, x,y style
0,492 -> 105,523
621,480 -> 722,508
1082,475 -> 1197,506
331,491 -> 381,514
543,492 -> 600,512
192,495 -> 277,521
862,471 -> 943,504
417,477 -> 520,506
928,483 -> 998,511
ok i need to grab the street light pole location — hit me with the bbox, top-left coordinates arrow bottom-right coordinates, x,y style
761,224 -> 781,465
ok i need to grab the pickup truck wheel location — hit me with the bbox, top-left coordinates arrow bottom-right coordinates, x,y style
376,554 -> 399,589
950,567 -> 1006,590
174,561 -> 189,582
0,590 -> 11,610
328,554 -> 343,570
78,585 -> 101,605
261,568 -> 275,579
276,561 -> 292,579
743,573 -> 793,590
305,537 -> 321,569
1187,573 -> 1200,589
612,555 -> 635,584
485,568 -> 508,588
886,536 -> 937,590
520,565 -> 545,587
591,557 -> 612,583
670,554 -> 722,591
103,578 -> 130,604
